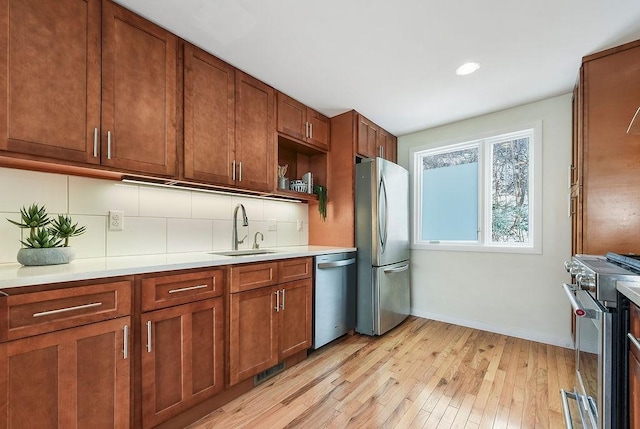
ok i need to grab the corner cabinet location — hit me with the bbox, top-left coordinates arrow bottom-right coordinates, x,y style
572,39 -> 640,255
0,0 -> 177,177
229,258 -> 312,386
139,269 -> 225,429
0,278 -> 133,429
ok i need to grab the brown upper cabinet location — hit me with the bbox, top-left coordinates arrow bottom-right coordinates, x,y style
378,128 -> 397,163
0,0 -> 178,177
277,92 -> 330,151
572,39 -> 640,255
183,43 -> 235,185
235,71 -> 275,192
356,114 -> 379,158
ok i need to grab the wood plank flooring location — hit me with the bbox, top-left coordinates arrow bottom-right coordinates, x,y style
188,316 -> 576,429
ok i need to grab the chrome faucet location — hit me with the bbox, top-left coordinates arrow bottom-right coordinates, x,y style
253,232 -> 264,249
232,204 -> 248,250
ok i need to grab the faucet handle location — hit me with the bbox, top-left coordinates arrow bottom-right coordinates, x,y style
238,234 -> 247,244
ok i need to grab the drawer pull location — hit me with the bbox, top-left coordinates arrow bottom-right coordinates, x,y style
168,284 -> 208,294
123,325 -> 129,359
32,302 -> 102,318
281,289 -> 285,310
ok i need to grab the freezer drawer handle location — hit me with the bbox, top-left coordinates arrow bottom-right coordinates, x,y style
317,258 -> 356,269
383,264 -> 409,274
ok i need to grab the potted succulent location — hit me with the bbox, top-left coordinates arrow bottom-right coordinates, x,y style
7,203 -> 86,266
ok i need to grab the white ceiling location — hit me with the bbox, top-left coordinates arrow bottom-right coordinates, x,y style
115,0 -> 640,136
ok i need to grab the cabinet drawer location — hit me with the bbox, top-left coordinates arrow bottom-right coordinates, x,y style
230,262 -> 278,293
278,257 -> 312,282
141,269 -> 224,311
2,280 -> 132,341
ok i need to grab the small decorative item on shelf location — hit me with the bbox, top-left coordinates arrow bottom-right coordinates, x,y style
277,164 -> 289,190
314,185 -> 327,221
290,180 -> 307,193
7,203 -> 87,266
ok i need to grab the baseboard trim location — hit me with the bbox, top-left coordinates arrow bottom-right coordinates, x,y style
411,308 -> 574,349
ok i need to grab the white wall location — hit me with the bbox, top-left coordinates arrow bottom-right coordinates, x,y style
0,167 -> 308,264
398,94 -> 573,348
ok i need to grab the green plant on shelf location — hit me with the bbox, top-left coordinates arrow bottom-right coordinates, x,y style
314,185 -> 327,221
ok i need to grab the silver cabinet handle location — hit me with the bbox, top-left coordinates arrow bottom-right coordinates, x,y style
239,161 -> 242,181
275,290 -> 280,312
384,264 -> 410,274
628,333 -> 640,353
123,325 -> 129,359
309,123 -> 313,139
305,122 -> 309,138
33,302 -> 102,318
281,289 -> 285,310
317,258 -> 356,269
232,160 -> 236,180
93,127 -> 98,157
168,284 -> 208,294
107,131 -> 112,159
146,320 -> 152,353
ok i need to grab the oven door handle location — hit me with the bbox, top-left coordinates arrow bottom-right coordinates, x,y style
561,283 -> 588,317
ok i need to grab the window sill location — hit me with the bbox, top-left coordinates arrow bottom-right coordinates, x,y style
411,242 -> 541,255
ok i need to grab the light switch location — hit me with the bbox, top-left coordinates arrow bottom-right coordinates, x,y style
296,219 -> 303,231
109,210 -> 124,231
268,219 -> 277,231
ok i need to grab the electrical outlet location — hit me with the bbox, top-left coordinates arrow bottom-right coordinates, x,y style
296,219 -> 303,231
109,210 -> 124,231
268,219 -> 277,231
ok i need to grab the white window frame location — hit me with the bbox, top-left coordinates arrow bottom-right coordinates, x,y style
410,121 -> 542,254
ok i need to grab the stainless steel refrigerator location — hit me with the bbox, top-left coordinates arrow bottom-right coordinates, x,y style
355,157 -> 411,336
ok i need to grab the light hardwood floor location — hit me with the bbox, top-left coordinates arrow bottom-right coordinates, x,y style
189,316 -> 576,428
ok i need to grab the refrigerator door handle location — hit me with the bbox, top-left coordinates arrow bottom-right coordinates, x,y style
378,176 -> 389,253
383,263 -> 410,274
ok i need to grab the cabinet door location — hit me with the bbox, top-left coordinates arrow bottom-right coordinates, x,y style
141,298 -> 224,429
229,286 -> 279,385
235,71 -> 275,192
279,279 -> 312,359
183,43 -> 235,185
307,109 -> 330,151
0,0 -> 101,164
0,317 -> 131,429
582,44 -> 640,254
378,129 -> 397,162
357,115 -> 378,158
277,92 -> 306,142
631,350 -> 640,429
101,1 -> 177,176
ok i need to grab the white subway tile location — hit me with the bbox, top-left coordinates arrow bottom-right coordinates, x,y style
139,186 -> 191,218
263,200 -> 291,222
106,217 -> 167,256
299,222 -> 309,245
0,167 -> 67,213
70,215 -> 107,258
276,222 -> 298,246
167,219 -> 213,253
192,192 -> 233,220
69,176 -> 139,216
0,212 -> 22,264
212,220 -> 233,250
290,202 -> 309,223
231,196 -> 263,222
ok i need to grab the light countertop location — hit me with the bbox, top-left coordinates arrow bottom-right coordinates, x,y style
0,246 -> 356,290
618,281 -> 640,308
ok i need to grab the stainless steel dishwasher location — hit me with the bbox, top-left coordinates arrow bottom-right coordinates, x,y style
312,252 -> 357,349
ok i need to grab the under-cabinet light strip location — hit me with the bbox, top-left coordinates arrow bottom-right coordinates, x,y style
121,178 -> 302,203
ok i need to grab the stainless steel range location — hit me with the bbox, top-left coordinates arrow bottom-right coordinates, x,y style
561,253 -> 640,429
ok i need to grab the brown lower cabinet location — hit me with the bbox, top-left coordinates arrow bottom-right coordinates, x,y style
229,259 -> 312,386
0,317 -> 131,428
631,350 -> 640,429
140,297 -> 224,429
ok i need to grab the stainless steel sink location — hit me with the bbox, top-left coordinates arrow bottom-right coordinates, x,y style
208,249 -> 278,257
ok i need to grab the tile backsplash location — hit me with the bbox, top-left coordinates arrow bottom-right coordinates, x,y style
0,167 -> 309,264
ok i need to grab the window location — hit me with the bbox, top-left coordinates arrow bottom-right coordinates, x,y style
411,123 -> 541,253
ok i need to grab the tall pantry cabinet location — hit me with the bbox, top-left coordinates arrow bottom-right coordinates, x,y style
571,39 -> 640,255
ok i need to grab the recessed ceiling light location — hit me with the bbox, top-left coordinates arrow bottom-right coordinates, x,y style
456,62 -> 480,76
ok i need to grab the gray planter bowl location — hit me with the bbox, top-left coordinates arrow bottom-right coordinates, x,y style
17,247 -> 76,266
